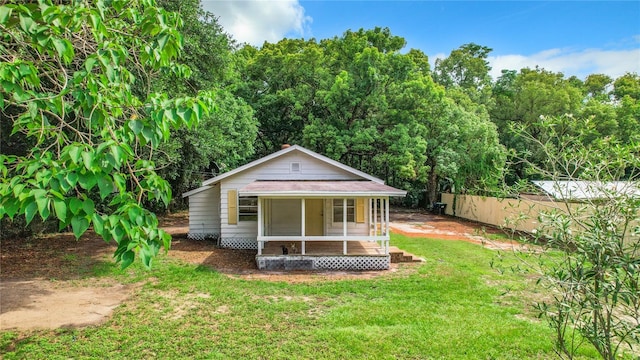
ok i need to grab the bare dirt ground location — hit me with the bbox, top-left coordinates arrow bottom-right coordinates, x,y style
388,208 -> 528,251
0,209 -> 515,331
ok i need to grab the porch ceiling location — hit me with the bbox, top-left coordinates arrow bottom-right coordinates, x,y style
239,180 -> 406,197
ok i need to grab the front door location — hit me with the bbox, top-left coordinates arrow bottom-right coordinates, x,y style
305,199 -> 324,236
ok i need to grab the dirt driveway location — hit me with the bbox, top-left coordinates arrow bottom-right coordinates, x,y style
0,209 -> 516,331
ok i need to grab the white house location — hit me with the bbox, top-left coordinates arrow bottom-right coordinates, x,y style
182,145 -> 407,270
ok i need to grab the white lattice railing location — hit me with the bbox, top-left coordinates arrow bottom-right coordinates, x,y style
219,237 -> 258,250
314,256 -> 389,270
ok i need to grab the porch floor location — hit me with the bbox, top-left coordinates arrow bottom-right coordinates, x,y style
261,240 -> 386,256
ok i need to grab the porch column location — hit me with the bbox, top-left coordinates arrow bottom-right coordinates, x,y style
385,197 -> 390,236
301,198 -> 306,255
373,198 -> 378,237
257,197 -> 263,255
385,197 -> 390,254
343,198 -> 347,255
368,198 -> 373,236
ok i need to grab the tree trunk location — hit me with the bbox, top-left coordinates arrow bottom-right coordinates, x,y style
427,169 -> 438,208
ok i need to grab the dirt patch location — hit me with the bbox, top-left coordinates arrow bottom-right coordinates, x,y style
0,280 -> 136,330
1,208 -> 519,331
389,208 -> 529,251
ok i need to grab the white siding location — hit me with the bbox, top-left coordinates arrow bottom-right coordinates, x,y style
220,152 -> 364,239
188,184 -> 220,235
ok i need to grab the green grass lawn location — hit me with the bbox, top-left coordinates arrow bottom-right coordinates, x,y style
1,234 -> 601,359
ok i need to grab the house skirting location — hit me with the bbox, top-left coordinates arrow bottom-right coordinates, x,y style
256,254 -> 390,271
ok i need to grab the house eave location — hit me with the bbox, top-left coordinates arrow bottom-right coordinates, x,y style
240,191 -> 407,197
182,185 -> 212,198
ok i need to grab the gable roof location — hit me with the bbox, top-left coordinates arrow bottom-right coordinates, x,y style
182,145 -> 386,198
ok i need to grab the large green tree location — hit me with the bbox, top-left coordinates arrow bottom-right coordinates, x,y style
0,0 -> 212,267
434,43 -> 494,107
150,0 -> 257,203
490,67 -> 584,180
236,29 -> 505,206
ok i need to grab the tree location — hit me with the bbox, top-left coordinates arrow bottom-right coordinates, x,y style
509,116 -> 640,359
0,0 -> 213,268
584,73 -> 613,101
490,67 -> 584,181
150,0 -> 257,203
612,73 -> 640,144
234,38 -> 324,157
434,43 -> 494,106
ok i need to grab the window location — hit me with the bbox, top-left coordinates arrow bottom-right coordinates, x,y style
333,199 -> 355,223
239,196 -> 258,221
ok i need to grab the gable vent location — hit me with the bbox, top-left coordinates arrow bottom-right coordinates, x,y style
290,162 -> 300,173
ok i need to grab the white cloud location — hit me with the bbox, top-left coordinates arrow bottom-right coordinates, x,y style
488,47 -> 640,80
201,0 -> 312,46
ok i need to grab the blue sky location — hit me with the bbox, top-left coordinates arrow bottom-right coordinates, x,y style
201,1 -> 640,80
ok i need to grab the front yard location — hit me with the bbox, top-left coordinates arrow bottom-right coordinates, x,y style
0,226 -> 602,359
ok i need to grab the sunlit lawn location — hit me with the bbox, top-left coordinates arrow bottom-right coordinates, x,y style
1,234 -> 601,359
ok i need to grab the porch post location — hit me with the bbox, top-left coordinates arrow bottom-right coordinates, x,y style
257,197 -> 263,255
373,198 -> 378,237
368,198 -> 373,236
343,198 -> 347,255
385,197 -> 390,254
385,197 -> 390,236
301,198 -> 306,255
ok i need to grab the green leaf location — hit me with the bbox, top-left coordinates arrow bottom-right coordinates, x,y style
18,13 -> 34,33
119,249 -> 135,269
81,151 -> 93,170
0,6 -> 13,24
53,199 -> 67,222
78,171 -> 97,190
24,201 -> 38,225
82,198 -> 95,215
97,176 -> 112,200
65,172 -> 79,187
71,215 -> 90,239
92,213 -> 105,235
52,38 -> 74,64
68,146 -> 82,165
109,145 -> 125,166
112,173 -> 126,192
69,197 -> 83,215
3,198 -> 20,219
141,127 -> 156,145
128,119 -> 144,135
85,56 -> 98,72
34,190 -> 50,220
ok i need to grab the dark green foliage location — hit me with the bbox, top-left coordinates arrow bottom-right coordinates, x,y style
0,0 -> 213,267
234,28 -> 506,206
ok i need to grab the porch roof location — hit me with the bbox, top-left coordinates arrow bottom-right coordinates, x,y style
239,180 -> 407,197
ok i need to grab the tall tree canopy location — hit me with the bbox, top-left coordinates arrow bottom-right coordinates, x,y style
234,28 -> 506,206
149,0 -> 258,201
0,0 -> 213,267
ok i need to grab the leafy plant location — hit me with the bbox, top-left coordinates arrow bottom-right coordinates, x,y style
510,116 -> 640,359
0,0 -> 213,268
